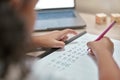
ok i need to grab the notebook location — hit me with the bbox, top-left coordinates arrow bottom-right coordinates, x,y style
31,32 -> 120,80
34,0 -> 86,31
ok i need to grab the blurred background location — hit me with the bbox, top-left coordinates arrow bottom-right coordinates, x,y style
76,0 -> 120,14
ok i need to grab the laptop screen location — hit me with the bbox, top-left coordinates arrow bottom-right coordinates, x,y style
35,0 -> 75,10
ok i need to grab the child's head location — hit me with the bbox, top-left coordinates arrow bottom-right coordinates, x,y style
0,0 -> 38,61
0,0 -> 37,78
0,0 -> 38,33
10,0 -> 38,33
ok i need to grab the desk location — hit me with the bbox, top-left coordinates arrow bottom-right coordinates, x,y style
30,13 -> 120,57
80,13 -> 120,40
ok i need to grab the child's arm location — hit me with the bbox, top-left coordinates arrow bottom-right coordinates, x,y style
87,37 -> 120,80
97,50 -> 120,80
32,29 -> 77,48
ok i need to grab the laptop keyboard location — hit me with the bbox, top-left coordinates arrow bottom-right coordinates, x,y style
36,10 -> 75,20
35,18 -> 80,30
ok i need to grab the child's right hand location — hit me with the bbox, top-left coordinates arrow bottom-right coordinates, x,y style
87,37 -> 114,57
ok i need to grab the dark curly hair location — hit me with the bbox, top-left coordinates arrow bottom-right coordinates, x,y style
0,0 -> 30,79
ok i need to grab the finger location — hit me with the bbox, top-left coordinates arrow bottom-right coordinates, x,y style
87,42 -> 95,56
102,37 -> 112,42
87,42 -> 93,48
101,37 -> 112,43
88,49 -> 95,56
50,30 -> 59,33
59,29 -> 78,37
53,40 -> 65,48
60,36 -> 68,41
103,37 -> 114,46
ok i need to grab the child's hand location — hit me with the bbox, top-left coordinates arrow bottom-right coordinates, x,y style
33,29 -> 77,48
87,37 -> 114,57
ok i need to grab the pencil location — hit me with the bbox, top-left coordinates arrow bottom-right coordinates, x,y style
95,20 -> 116,41
87,20 -> 116,51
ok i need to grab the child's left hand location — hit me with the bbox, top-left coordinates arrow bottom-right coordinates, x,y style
32,29 -> 77,48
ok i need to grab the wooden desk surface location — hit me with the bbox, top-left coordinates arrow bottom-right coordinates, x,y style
80,13 -> 120,40
30,13 -> 120,57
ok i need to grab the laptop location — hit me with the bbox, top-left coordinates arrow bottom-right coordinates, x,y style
34,0 -> 86,31
30,32 -> 120,80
